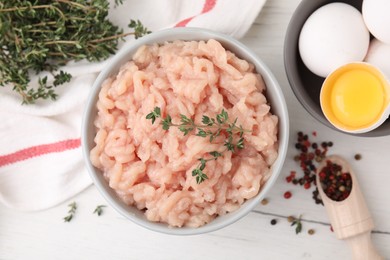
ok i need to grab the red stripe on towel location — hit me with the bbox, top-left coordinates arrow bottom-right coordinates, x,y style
175,0 -> 217,27
202,0 -> 217,13
0,138 -> 81,167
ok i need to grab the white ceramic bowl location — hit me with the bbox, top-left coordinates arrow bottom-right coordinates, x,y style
81,28 -> 289,235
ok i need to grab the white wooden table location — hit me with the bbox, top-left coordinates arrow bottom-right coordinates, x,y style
1,0 -> 389,259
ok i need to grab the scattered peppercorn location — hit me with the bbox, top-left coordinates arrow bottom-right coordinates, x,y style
287,216 -> 295,223
284,191 -> 292,199
270,219 -> 277,225
354,154 -> 362,160
312,189 -> 323,205
261,198 -> 269,205
308,229 -> 315,235
288,131 -> 335,206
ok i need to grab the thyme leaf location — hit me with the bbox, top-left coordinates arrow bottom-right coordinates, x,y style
93,205 -> 107,216
291,215 -> 303,234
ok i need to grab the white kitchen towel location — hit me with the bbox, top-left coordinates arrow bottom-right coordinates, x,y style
0,0 -> 267,211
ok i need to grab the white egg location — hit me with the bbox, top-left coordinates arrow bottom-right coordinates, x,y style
363,0 -> 390,44
299,3 -> 370,78
365,39 -> 390,80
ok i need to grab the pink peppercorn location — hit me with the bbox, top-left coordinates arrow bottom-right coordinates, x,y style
284,191 -> 292,199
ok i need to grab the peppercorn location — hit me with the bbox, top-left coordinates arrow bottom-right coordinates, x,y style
354,154 -> 362,160
261,198 -> 269,205
270,219 -> 277,225
284,191 -> 292,199
287,216 -> 295,223
308,229 -> 315,235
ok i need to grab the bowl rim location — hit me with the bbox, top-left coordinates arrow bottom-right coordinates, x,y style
81,27 -> 289,235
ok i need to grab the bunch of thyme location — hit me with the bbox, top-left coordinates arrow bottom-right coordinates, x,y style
0,0 -> 150,104
146,107 -> 249,184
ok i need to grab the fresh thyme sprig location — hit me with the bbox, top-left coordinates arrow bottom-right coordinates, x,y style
146,106 -> 249,184
291,215 -> 303,234
0,0 -> 150,104
191,151 -> 223,184
63,202 -> 77,222
93,205 -> 107,216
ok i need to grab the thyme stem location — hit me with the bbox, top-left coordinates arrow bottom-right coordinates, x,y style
89,32 -> 136,43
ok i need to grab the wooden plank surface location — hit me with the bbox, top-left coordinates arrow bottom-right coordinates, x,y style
1,0 -> 389,259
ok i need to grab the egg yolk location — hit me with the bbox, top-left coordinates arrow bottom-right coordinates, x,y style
330,69 -> 385,128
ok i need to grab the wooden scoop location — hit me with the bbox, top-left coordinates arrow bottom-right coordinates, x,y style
316,155 -> 383,260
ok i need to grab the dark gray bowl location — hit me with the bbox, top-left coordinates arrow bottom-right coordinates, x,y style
284,0 -> 389,137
